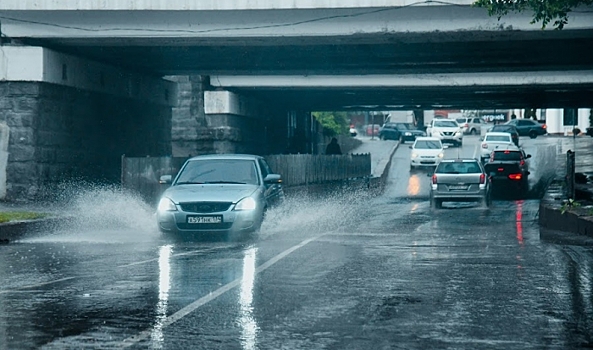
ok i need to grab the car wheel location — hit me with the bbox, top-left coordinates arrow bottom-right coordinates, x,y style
470,129 -> 477,135
431,197 -> 442,209
399,135 -> 405,144
410,164 -> 415,171
529,131 -> 538,139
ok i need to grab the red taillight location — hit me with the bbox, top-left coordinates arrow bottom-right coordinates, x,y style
497,167 -> 504,172
464,123 -> 469,127
520,160 -> 525,166
432,174 -> 437,184
542,124 -> 547,129
508,173 -> 522,180
482,143 -> 488,149
504,150 -> 510,154
480,173 -> 485,184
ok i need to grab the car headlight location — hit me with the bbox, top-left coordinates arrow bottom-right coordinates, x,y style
411,153 -> 418,158
404,132 -> 412,136
235,197 -> 257,211
157,197 -> 177,212
455,131 -> 462,135
438,152 -> 444,158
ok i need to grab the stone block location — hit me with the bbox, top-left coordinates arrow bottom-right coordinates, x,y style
8,83 -> 40,96
14,97 -> 40,113
8,144 -> 36,162
5,111 -> 35,128
8,128 -> 35,146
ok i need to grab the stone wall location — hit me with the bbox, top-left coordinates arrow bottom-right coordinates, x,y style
0,81 -> 171,201
169,75 -> 289,157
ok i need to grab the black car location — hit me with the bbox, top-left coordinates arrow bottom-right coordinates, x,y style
489,124 -> 520,147
379,122 -> 426,143
484,148 -> 531,196
504,119 -> 547,138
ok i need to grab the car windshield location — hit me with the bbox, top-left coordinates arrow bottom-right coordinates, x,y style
437,162 -> 481,174
414,140 -> 442,149
494,126 -> 515,132
455,118 -> 467,124
434,120 -> 458,128
395,123 -> 410,130
492,151 -> 522,161
485,135 -> 511,142
176,159 -> 259,185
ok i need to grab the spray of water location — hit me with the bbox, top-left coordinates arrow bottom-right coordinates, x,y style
24,180 -> 160,243
259,186 -> 374,239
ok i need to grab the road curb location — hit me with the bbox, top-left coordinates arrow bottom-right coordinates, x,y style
0,217 -> 69,243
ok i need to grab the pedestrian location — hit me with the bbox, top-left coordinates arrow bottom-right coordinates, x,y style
325,137 -> 342,155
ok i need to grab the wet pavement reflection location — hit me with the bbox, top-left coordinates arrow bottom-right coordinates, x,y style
1,136 -> 593,349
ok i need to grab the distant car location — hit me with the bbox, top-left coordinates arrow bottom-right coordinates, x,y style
379,122 -> 426,143
426,119 -> 463,147
484,148 -> 531,195
365,124 -> 381,136
456,117 -> 486,135
489,124 -> 520,147
504,119 -> 547,138
156,154 -> 284,239
409,137 -> 445,170
430,158 -> 491,209
479,132 -> 518,163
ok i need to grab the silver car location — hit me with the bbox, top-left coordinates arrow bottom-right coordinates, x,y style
429,158 -> 491,209
156,154 -> 284,239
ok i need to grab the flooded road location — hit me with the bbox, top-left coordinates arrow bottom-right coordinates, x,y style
2,136 -> 593,349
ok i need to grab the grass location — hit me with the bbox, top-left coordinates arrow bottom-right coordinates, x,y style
0,212 -> 48,223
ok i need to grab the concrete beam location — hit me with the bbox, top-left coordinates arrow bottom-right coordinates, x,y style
204,91 -> 261,117
210,71 -> 593,88
0,0 -> 475,10
0,46 -> 177,106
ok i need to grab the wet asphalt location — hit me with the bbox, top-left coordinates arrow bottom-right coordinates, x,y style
1,135 -> 593,349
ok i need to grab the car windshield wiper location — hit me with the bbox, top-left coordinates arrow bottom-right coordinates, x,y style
176,181 -> 205,185
203,181 -> 247,184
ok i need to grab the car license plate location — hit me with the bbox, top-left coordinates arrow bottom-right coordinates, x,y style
187,215 -> 222,224
449,185 -> 468,190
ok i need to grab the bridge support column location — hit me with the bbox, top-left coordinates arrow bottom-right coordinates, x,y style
0,46 -> 176,201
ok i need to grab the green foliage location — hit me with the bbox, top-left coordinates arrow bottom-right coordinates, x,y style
312,111 -> 350,137
473,0 -> 593,29
0,212 -> 48,223
560,198 -> 581,214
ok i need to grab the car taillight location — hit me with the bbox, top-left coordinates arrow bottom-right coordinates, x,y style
508,173 -> 522,180
432,174 -> 437,184
482,143 -> 488,148
520,160 -> 525,166
464,123 -> 469,127
480,173 -> 485,184
497,167 -> 504,172
542,124 -> 547,129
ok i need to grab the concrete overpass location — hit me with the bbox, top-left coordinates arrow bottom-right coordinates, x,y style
0,0 -> 592,200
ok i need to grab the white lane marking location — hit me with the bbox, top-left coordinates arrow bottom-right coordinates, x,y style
0,277 -> 77,294
120,235 -> 322,348
118,245 -> 234,268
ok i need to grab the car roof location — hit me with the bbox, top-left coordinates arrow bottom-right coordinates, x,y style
484,132 -> 513,137
414,136 -> 441,141
439,158 -> 479,163
187,154 -> 262,161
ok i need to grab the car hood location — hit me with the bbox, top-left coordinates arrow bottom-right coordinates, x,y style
433,127 -> 460,132
162,184 -> 259,203
406,130 -> 425,135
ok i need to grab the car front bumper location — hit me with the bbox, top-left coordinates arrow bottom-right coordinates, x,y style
157,208 -> 263,234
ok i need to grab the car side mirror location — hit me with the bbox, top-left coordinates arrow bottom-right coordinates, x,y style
264,174 -> 282,184
526,154 -> 532,158
159,175 -> 172,184
479,136 -> 484,141
443,145 -> 449,149
409,145 -> 413,149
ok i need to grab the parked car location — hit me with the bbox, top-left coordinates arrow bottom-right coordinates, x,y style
379,122 -> 426,143
504,119 -> 547,138
409,137 -> 446,170
488,124 -> 520,147
479,132 -> 518,163
484,147 -> 531,196
156,154 -> 284,239
456,117 -> 486,135
426,119 -> 463,146
429,158 -> 491,209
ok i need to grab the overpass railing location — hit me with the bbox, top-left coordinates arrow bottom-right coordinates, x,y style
121,153 -> 371,205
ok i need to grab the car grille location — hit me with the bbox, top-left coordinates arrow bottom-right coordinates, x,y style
177,222 -> 234,230
442,132 -> 454,136
179,202 -> 233,213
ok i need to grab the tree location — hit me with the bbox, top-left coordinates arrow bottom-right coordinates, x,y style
312,111 -> 350,137
473,0 -> 593,29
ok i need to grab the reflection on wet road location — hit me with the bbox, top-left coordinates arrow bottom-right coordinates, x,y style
1,136 -> 593,349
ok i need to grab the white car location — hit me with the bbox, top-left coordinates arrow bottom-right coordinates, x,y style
409,137 -> 446,170
426,119 -> 463,147
479,132 -> 518,163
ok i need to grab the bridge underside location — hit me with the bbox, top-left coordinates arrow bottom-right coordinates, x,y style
21,30 -> 593,109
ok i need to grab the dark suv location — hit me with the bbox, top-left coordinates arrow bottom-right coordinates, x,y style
489,124 -> 520,147
484,148 -> 531,196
